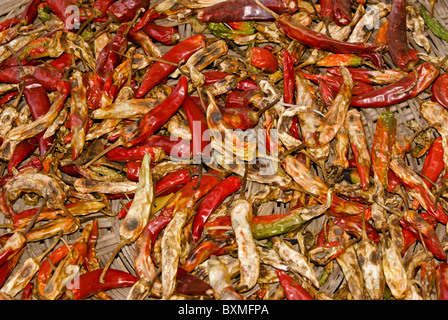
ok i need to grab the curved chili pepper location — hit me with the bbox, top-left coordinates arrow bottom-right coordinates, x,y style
375,20 -> 388,44
327,67 -> 406,85
237,78 -> 258,91
218,107 -> 261,130
142,23 -> 179,45
176,267 -> 214,296
7,138 -> 38,175
191,175 -> 242,243
22,75 -> 54,156
386,0 -> 419,71
141,135 -> 191,159
320,0 -> 335,24
122,75 -> 188,147
351,62 -> 439,108
107,0 -> 150,22
20,0 -> 42,25
198,0 -> 298,22
276,269 -> 314,300
181,236 -> 236,272
65,268 -> 138,300
247,47 -> 279,73
46,0 -> 94,29
92,0 -> 115,14
400,210 -> 446,260
431,73 -> 448,110
135,35 -> 205,98
21,282 -> 34,300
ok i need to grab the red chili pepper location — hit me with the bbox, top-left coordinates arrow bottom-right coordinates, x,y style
0,248 -> 23,288
219,106 -> 261,130
122,75 -> 189,147
46,0 -> 94,29
431,73 -> 448,110
20,282 -> 34,300
191,175 -> 242,243
135,35 -> 206,98
0,18 -> 20,32
420,137 -> 444,189
0,92 -> 18,104
320,0 -> 335,24
20,0 -> 42,25
124,161 -> 142,182
386,0 -> 419,71
332,0 -> 351,26
182,94 -> 210,163
142,23 -> 179,45
282,49 -> 295,104
351,62 -> 439,108
0,65 -> 63,92
49,53 -> 73,72
237,78 -> 258,91
95,24 -> 129,83
181,236 -> 236,272
271,8 -> 386,54
302,73 -> 373,96
248,47 -> 279,73
141,135 -> 191,159
436,263 -> 448,300
400,210 -> 446,260
318,79 -> 336,107
333,216 -> 380,243
22,75 -> 54,156
327,67 -> 406,85
84,72 -> 104,111
276,269 -> 314,300
65,268 -> 138,300
106,145 -> 164,162
176,267 -> 213,296
7,138 -> 38,175
203,71 -> 232,86
107,0 -> 150,22
224,89 -> 259,108
0,157 -> 43,187
198,0 -> 298,22
92,0 -> 115,14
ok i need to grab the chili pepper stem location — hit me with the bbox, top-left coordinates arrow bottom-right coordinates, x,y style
99,239 -> 126,284
83,139 -> 124,169
60,204 -> 83,229
23,194 -> 48,234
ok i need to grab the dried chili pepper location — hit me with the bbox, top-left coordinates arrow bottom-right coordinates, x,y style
142,23 -> 179,45
420,5 -> 448,42
191,175 -> 241,243
351,62 -> 439,108
276,269 -> 314,300
107,0 -> 150,22
7,138 -> 37,175
247,47 -> 279,73
332,0 -> 351,26
327,67 -> 406,85
436,263 -> 448,300
302,73 -> 373,96
135,35 -> 206,98
431,73 -> 448,110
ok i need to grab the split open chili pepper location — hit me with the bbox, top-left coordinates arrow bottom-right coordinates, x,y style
431,73 -> 448,110
276,269 -> 314,300
386,0 -> 419,71
135,35 -> 206,98
142,22 -> 179,45
333,215 -> 380,243
191,175 -> 242,243
400,210 -> 446,260
0,249 -> 23,288
254,0 -> 386,54
198,0 -> 298,22
351,62 -> 439,108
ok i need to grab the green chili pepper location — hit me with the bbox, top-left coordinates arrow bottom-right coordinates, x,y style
420,6 -> 448,42
208,22 -> 256,40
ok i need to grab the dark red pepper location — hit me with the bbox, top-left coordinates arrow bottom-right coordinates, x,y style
7,138 -> 38,175
276,269 -> 314,300
436,262 -> 448,300
282,49 -> 295,104
431,73 -> 448,110
175,267 -> 213,296
142,23 -> 179,45
332,0 -> 352,26
20,0 -> 42,25
107,0 -> 150,22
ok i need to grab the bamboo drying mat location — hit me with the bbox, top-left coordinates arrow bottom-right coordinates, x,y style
0,0 -> 447,300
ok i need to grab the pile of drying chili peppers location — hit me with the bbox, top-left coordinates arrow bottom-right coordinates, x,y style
1,0 -> 448,301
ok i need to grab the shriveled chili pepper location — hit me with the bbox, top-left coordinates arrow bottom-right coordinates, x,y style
400,210 -> 446,260
107,0 -> 150,22
83,72 -> 104,111
436,263 -> 448,300
198,0 -> 298,22
255,0 -> 386,54
302,73 -> 373,96
203,71 -> 232,86
282,49 -> 295,104
135,35 -> 206,98
431,73 -> 448,110
420,136 -> 444,189
351,62 -> 439,108
387,0 -> 419,71
142,22 -> 179,45
333,216 -> 380,243
332,0 -> 351,26
224,89 -> 260,108
319,0 -> 335,26
276,269 -> 314,300
247,47 -> 279,73
20,0 -> 42,25
375,20 -> 388,44
65,268 -> 138,300
191,175 -> 242,243
92,0 -> 115,14
0,249 -> 23,288
420,5 -> 448,42
327,67 -> 407,85
0,18 -> 20,33
0,232 -> 26,267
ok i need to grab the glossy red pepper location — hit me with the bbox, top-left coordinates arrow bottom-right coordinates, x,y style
351,62 -> 439,108
203,71 -> 232,86
7,138 -> 38,175
386,0 -> 419,71
135,35 -> 206,98
237,78 -> 258,91
198,0 -> 298,22
248,47 -> 279,73
0,248 -> 23,288
141,135 -> 191,159
219,106 -> 261,130
107,0 -> 150,22
65,268 -> 138,300
436,263 -> 448,300
319,0 -> 335,24
22,75 -> 54,156
327,67 -> 406,85
182,94 -> 210,163
142,23 -> 179,45
46,0 -> 94,29
92,0 -> 115,14
122,76 -> 189,147
276,269 -> 314,300
191,175 -> 242,243
431,73 -> 448,110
